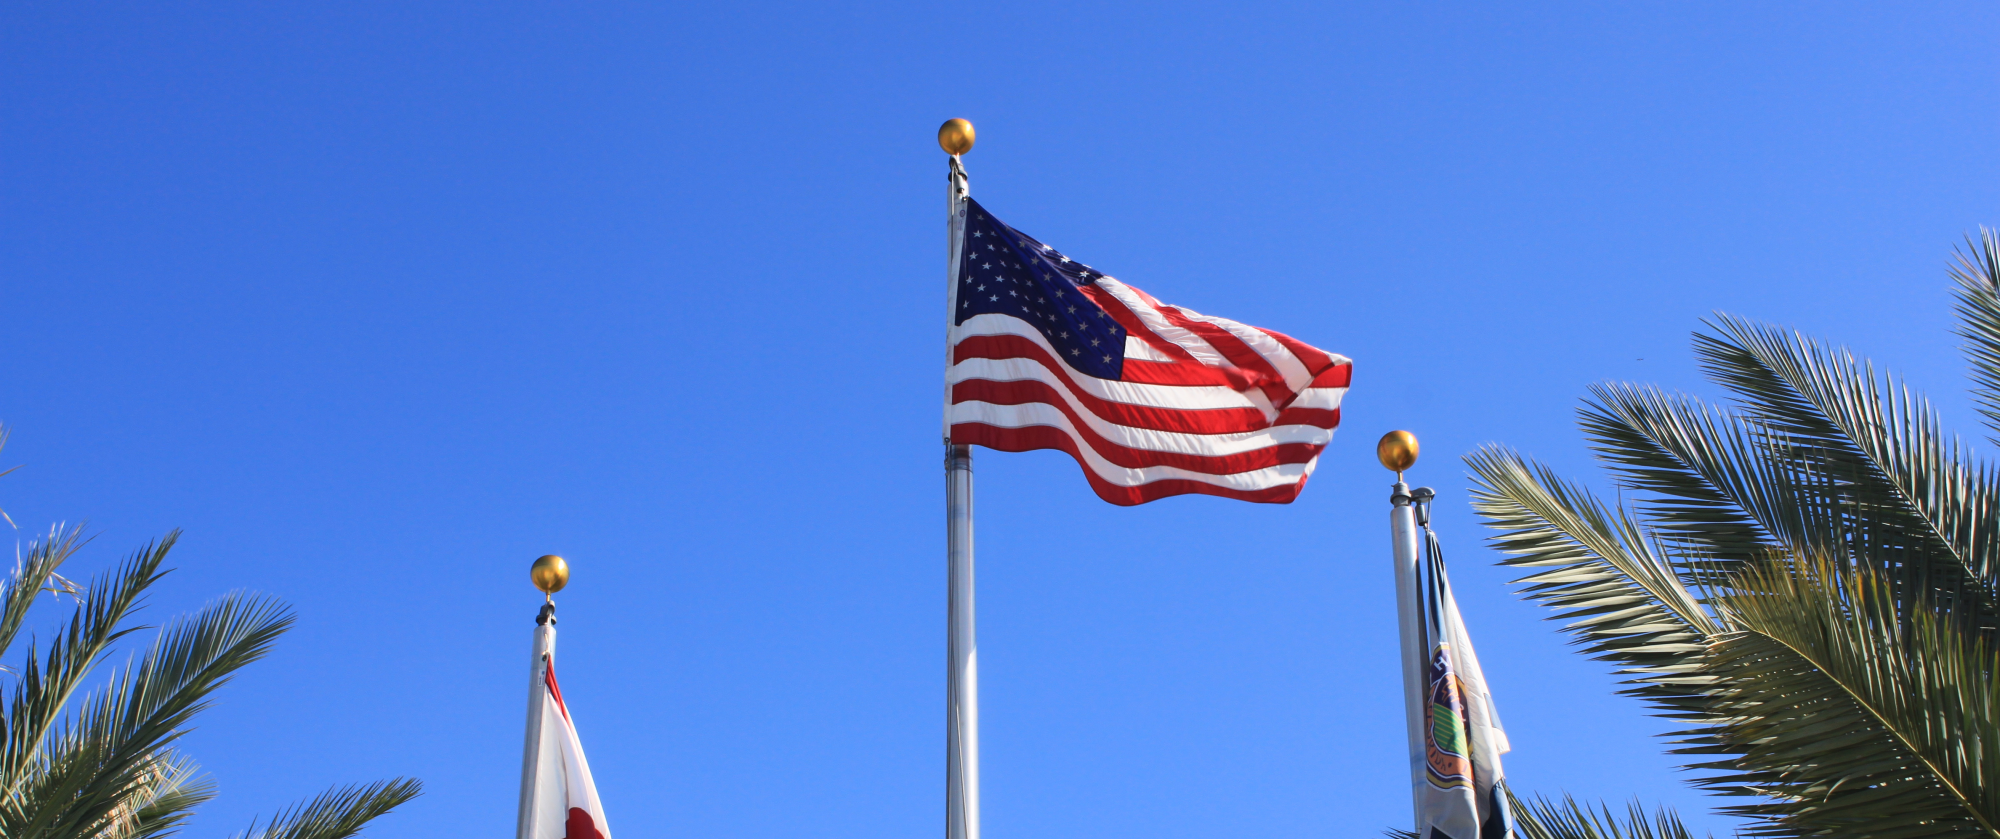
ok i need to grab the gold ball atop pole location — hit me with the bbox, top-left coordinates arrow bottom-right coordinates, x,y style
938,118 -> 975,155
531,555 -> 569,595
1377,430 -> 1419,473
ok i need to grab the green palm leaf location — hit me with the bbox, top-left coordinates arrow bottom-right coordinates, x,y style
1386,792 -> 1702,839
2,593 -> 294,836
1696,314 -> 2000,623
1950,228 -> 2000,445
1703,557 -> 2000,835
1469,275 -> 2000,836
231,778 -> 422,839
0,427 -> 420,836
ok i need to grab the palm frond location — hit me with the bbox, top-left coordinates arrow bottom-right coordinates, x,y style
0,524 -> 88,661
3,592 -> 293,837
1950,228 -> 2000,444
78,750 -> 214,839
1470,446 -> 2000,837
1513,793 -> 1701,839
1580,384 -> 1805,580
1701,557 -> 2000,836
1384,793 -> 1702,839
1466,446 -> 1717,700
118,752 -> 217,839
231,778 -> 422,839
1698,314 -> 2000,623
0,535 -> 172,796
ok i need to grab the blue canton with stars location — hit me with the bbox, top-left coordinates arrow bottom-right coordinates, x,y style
955,199 -> 1125,380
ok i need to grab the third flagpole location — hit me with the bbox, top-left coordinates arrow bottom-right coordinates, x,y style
1380,431 -> 1427,831
939,118 -> 979,839
517,554 -> 567,839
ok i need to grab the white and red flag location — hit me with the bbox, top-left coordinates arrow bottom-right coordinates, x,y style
948,199 -> 1351,505
521,651 -> 612,839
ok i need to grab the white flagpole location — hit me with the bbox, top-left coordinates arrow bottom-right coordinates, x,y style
1379,433 -> 1427,831
939,119 -> 979,839
517,555 -> 569,839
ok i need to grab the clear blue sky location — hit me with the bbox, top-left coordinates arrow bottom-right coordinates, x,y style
2,3 -> 1995,837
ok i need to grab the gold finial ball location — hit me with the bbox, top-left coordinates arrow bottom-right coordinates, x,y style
938,118 -> 975,155
530,555 -> 569,594
1377,430 -> 1419,473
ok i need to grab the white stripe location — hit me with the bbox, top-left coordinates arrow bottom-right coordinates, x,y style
1123,335 -> 1180,363
952,315 -> 1270,412
950,385 -> 1337,456
1165,306 -> 1314,394
955,405 -> 1322,490
1093,278 -> 1233,368
1289,386 -> 1347,412
951,356 -> 1267,414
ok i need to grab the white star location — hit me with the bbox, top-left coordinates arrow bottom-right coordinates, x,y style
1102,355 -> 1112,363
1059,331 -> 1069,339
1059,256 -> 1070,263
1038,297 -> 1046,303
982,263 -> 991,269
973,230 -> 983,238
962,301 -> 969,307
1008,290 -> 1018,297
986,244 -> 996,251
1067,305 -> 1077,313
976,284 -> 986,291
1070,348 -> 1081,356
989,295 -> 998,301
1091,338 -> 1101,346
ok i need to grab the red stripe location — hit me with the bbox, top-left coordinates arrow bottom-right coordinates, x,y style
1119,356 -> 1270,388
951,424 -> 1312,506
1311,363 -> 1352,388
953,335 -> 1274,434
1263,327 -> 1336,372
1155,306 -> 1292,407
953,379 -> 1330,473
1275,405 -> 1341,428
544,655 -> 570,721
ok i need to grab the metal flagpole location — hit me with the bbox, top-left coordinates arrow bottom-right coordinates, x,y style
1379,432 -> 1427,830
517,555 -> 570,839
939,118 -> 979,839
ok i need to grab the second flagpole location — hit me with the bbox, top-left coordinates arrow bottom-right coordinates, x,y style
1380,431 -> 1427,832
940,118 -> 979,839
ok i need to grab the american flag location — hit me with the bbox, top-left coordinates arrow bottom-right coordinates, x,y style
947,199 -> 1351,505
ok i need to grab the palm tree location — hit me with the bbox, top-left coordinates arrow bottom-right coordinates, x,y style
0,431 -> 419,839
1460,231 -> 2000,837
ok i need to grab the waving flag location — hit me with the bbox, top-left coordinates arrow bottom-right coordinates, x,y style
1415,529 -> 1512,839
521,653 -> 612,839
947,199 -> 1351,505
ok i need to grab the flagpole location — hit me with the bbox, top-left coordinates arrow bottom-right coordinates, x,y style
1379,432 -> 1427,829
939,118 -> 979,839
517,555 -> 569,839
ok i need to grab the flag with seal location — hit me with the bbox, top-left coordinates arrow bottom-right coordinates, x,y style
1415,528 -> 1512,839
